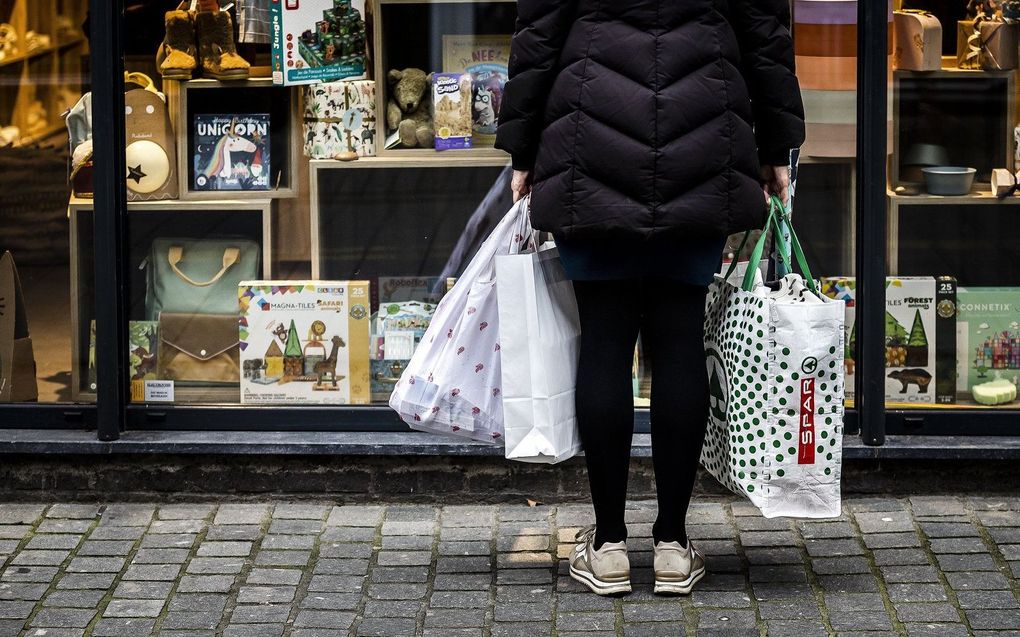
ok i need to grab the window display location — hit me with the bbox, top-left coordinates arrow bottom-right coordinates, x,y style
0,0 -> 88,406
888,0 -> 1020,410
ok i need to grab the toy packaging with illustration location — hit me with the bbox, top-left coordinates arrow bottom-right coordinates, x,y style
271,0 -> 368,86
821,276 -> 957,404
239,280 -> 371,404
956,287 -> 1020,401
193,115 -> 271,191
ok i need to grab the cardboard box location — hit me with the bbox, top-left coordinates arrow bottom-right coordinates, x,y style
432,73 -> 473,151
955,287 -> 1020,396
271,0 -> 367,86
238,281 -> 371,404
369,300 -> 435,401
441,34 -> 510,147
821,276 -> 957,404
303,80 -> 376,159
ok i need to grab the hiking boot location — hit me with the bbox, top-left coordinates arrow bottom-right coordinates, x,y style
653,537 -> 706,595
195,9 -> 250,81
569,526 -> 632,596
156,4 -> 197,80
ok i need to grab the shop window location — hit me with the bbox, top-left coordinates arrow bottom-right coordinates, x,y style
0,0 -> 89,406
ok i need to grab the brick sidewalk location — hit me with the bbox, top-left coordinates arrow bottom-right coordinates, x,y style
1,497 -> 1019,636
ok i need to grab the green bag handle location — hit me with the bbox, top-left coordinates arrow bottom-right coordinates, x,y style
726,195 -> 818,294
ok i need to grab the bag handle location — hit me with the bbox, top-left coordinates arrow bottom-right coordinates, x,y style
167,245 -> 241,287
124,72 -> 159,94
726,195 -> 817,293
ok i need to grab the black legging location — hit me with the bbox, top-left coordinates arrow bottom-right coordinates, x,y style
573,278 -> 711,550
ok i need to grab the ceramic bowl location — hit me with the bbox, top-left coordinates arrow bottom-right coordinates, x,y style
922,166 -> 977,196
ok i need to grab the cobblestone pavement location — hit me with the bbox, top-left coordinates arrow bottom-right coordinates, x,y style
1,496 -> 1020,636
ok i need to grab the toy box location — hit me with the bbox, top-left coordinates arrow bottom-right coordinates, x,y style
239,281 -> 371,404
442,35 -> 510,146
955,287 -> 1020,398
821,276 -> 957,404
271,0 -> 367,86
432,73 -> 473,151
193,115 -> 271,191
303,80 -> 376,159
369,300 -> 435,401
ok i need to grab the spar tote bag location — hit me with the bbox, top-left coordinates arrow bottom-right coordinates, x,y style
495,241 -> 582,464
389,196 -> 535,443
701,196 -> 846,518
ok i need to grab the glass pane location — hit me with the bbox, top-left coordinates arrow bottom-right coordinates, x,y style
888,0 -> 1019,409
0,0 -> 90,404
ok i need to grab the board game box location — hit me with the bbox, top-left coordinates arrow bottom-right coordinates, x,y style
955,287 -> 1020,397
239,281 -> 371,405
193,115 -> 271,191
271,0 -> 368,86
821,276 -> 957,404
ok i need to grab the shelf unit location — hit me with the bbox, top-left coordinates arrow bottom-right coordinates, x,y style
68,197 -> 274,404
891,69 -> 1015,187
368,0 -> 516,159
163,78 -> 302,201
309,155 -> 509,280
0,0 -> 88,146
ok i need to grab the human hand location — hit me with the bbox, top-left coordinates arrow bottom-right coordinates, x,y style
760,164 -> 791,206
511,169 -> 532,203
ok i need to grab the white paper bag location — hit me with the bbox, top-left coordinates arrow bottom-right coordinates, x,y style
495,242 -> 583,464
389,197 -> 533,443
701,196 -> 846,518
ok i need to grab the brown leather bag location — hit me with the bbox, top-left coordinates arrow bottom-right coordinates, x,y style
157,313 -> 239,384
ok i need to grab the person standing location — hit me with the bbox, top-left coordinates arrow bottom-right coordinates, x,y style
494,0 -> 805,595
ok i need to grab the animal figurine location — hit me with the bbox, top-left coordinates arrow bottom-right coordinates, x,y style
887,368 -> 932,393
313,335 -> 346,388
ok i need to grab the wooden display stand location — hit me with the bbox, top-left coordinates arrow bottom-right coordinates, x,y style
68,197 -> 274,404
0,0 -> 88,145
164,78 -> 302,201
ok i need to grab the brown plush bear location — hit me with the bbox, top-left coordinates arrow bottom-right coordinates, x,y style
386,68 -> 435,148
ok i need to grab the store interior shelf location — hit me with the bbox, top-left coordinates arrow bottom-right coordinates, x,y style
887,190 -> 1020,203
311,151 -> 510,169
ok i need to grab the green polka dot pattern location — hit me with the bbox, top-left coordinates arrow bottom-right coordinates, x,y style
701,269 -> 847,517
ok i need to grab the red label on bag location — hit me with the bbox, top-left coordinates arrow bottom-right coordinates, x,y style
799,378 -> 815,464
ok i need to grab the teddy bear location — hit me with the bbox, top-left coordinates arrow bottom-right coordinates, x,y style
386,67 -> 435,148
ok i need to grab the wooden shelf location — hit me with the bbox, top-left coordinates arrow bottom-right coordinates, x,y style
887,189 -> 1020,204
311,150 -> 510,169
163,78 -> 301,201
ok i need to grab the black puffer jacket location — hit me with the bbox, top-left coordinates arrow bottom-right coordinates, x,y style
494,0 -> 805,241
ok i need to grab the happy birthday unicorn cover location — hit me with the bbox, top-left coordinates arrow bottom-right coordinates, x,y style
193,114 -> 271,191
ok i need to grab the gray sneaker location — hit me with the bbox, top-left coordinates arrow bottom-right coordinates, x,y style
568,526 -> 632,596
653,538 -> 706,595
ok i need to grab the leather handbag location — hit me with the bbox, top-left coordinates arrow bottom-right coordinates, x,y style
0,251 -> 38,402
156,313 -> 240,385
145,237 -> 260,320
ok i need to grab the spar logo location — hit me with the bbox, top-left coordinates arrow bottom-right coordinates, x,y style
705,348 -> 728,424
798,370 -> 816,464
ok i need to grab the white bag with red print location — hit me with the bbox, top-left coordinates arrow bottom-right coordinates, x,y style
389,196 -> 534,443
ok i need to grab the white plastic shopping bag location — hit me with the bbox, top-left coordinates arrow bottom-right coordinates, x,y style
701,196 -> 846,518
389,196 -> 534,443
495,241 -> 583,464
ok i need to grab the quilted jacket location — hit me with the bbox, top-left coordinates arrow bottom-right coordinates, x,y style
494,0 -> 806,241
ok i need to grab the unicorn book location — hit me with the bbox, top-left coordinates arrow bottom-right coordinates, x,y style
193,115 -> 271,191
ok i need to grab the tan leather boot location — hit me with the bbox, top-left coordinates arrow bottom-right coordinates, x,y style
195,10 -> 250,81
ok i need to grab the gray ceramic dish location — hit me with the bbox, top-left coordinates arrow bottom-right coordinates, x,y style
922,166 -> 977,196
